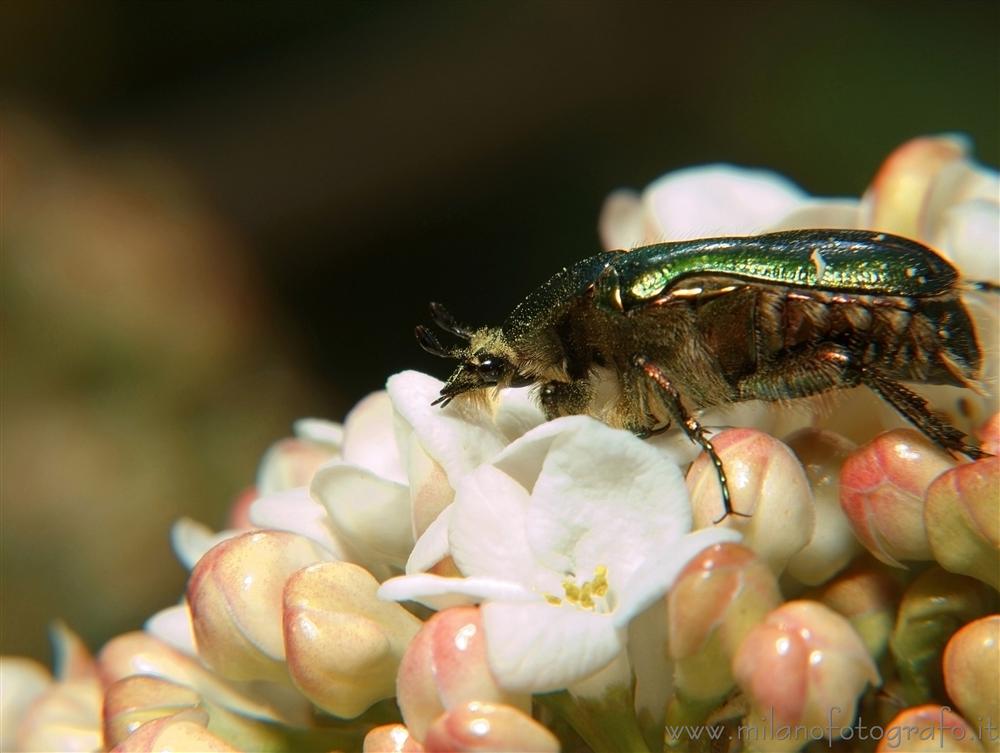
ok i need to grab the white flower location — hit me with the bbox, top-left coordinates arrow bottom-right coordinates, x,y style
379,416 -> 738,692
309,371 -> 544,575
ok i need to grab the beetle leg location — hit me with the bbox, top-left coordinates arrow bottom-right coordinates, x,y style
860,366 -> 989,460
539,379 -> 592,420
633,355 -> 745,522
737,344 -> 860,401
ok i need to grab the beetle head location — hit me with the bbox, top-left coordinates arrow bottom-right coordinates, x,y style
416,303 -> 531,406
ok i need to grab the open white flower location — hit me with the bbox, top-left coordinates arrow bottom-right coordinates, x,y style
310,371 -> 544,575
379,416 -> 739,692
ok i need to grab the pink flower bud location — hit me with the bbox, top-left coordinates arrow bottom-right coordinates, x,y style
840,429 -> 955,566
733,600 -> 879,750
783,429 -> 862,585
283,561 -> 422,718
976,413 -> 1000,456
187,530 -> 331,682
813,559 -> 901,659
396,607 -> 530,742
889,568 -> 995,706
109,709 -> 237,752
103,675 -> 201,749
423,701 -> 559,753
877,705 -> 985,752
364,724 -> 426,752
668,543 -> 781,707
943,616 -> 1000,752
688,428 -> 814,574
925,457 -> 1000,589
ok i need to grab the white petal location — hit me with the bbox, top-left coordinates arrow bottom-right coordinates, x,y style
387,371 -> 511,479
249,487 -> 350,560
528,419 -> 691,580
378,573 -> 537,611
145,604 -> 197,656
311,462 -> 413,565
341,391 -> 407,483
935,198 -> 1000,282
292,418 -> 344,449
643,165 -> 807,241
494,387 -> 547,442
492,415 -> 595,492
598,188 -> 645,250
449,466 -> 557,592
613,527 -> 741,625
767,199 -> 861,231
406,504 -> 453,574
170,518 -> 241,571
481,602 -> 625,692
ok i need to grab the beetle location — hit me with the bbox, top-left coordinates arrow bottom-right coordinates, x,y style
416,229 -> 994,520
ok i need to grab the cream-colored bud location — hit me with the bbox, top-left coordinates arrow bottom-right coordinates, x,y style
423,701 -> 559,753
186,530 -> 332,682
925,457 -> 1000,589
813,559 -> 900,659
283,561 -> 422,718
943,616 -> 1000,752
688,428 -> 814,574
103,675 -> 201,749
784,429 -> 862,585
877,705 -> 985,752
363,724 -> 425,752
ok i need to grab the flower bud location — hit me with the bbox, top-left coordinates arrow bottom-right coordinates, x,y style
688,428 -> 814,574
256,418 -> 342,496
12,623 -> 103,753
733,600 -> 879,751
423,701 -> 560,753
0,657 -> 51,751
667,543 -> 781,717
784,429 -> 862,585
396,607 -> 530,742
283,561 -> 423,718
977,413 -> 1000,456
840,429 -> 955,566
889,567 -> 996,706
99,632 -> 311,726
812,559 -> 901,659
110,709 -> 238,752
187,530 -> 332,682
943,616 -> 1000,752
925,457 -> 1000,589
364,724 -> 425,752
103,675 -> 202,748
877,705 -> 985,752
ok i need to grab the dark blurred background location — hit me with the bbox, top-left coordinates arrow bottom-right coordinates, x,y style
2,0 -> 998,662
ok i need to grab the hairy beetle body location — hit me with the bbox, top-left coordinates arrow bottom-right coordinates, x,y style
418,229 -> 992,519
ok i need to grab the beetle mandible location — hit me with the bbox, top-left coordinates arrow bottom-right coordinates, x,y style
416,229 -> 995,520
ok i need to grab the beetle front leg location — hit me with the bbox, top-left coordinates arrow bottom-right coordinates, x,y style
539,379 -> 592,420
633,355 -> 743,522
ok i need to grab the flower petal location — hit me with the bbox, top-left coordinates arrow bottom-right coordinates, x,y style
449,466 -> 549,588
312,462 -> 413,566
528,418 -> 691,580
292,417 -> 344,449
249,486 -> 349,559
481,602 -> 624,692
170,519 -> 241,571
406,504 -> 453,575
342,391 -> 407,484
615,527 -> 740,625
387,371 -> 511,479
145,604 -> 197,656
379,574 -> 537,611
643,165 -> 807,241
598,188 -> 644,251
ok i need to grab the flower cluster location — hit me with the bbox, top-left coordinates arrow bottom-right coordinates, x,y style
4,136 -> 998,753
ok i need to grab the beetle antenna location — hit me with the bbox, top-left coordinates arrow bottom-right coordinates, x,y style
415,325 -> 456,358
429,302 -> 474,340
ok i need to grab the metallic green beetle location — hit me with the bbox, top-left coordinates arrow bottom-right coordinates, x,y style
417,229 -> 993,519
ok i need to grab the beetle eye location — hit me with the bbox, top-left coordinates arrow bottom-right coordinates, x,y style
477,357 -> 505,384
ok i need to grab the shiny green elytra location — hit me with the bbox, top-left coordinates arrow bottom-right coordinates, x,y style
417,229 -> 991,520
